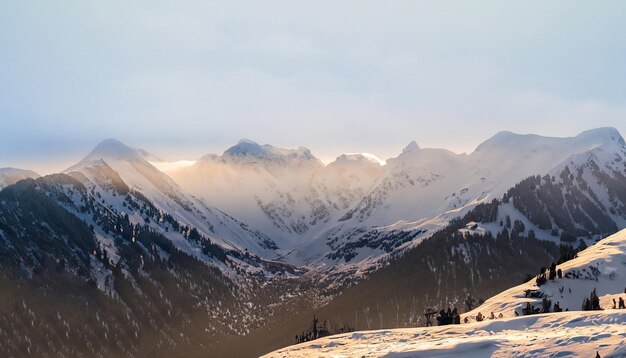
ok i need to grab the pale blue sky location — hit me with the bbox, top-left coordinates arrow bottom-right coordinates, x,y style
1,1 -> 625,173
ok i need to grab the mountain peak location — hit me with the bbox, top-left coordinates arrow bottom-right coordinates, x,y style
333,153 -> 384,166
474,131 -> 543,153
576,127 -> 625,146
402,140 -> 420,153
91,138 -> 139,158
476,128 -> 625,154
0,167 -> 41,189
224,139 -> 269,158
69,139 -> 145,170
237,138 -> 258,145
222,140 -> 320,165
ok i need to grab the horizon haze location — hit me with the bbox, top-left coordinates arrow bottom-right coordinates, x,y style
2,127 -> 624,175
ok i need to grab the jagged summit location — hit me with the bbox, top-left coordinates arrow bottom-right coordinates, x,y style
197,153 -> 220,162
65,138 -> 151,174
224,139 -> 270,158
402,140 -> 420,153
80,138 -> 144,163
223,139 -> 320,165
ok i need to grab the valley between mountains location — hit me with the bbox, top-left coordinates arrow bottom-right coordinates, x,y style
1,127 -> 625,357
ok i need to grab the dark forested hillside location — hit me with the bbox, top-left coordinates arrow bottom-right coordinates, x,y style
232,203 -> 560,356
0,176 -> 313,357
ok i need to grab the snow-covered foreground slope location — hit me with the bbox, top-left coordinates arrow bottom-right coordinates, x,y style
264,311 -> 626,357
463,226 -> 626,322
266,228 -> 626,357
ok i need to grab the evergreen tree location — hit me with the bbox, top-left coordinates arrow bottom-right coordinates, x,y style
582,289 -> 601,311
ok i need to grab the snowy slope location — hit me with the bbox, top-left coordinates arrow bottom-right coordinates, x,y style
290,127 -> 626,267
463,227 -> 626,322
0,167 -> 40,189
547,133 -> 626,230
370,128 -> 619,225
472,130 -> 626,246
168,139 -> 383,251
264,311 -> 626,357
265,228 -> 626,357
64,139 -> 279,259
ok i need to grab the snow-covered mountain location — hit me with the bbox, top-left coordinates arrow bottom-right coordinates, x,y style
291,127 -> 626,267
167,139 -> 384,252
265,228 -> 626,357
465,128 -> 626,245
18,128 -> 622,273
64,138 -> 280,260
0,167 -> 39,189
294,135 -> 626,337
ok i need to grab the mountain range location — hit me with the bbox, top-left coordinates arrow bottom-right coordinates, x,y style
1,127 -> 625,356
